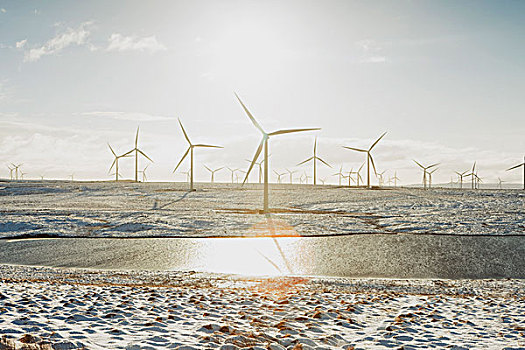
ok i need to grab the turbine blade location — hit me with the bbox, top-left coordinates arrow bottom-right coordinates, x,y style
243,138 -> 264,184
296,156 -> 314,166
234,93 -> 266,134
268,128 -> 320,136
317,157 -> 332,168
108,143 -> 116,156
369,132 -> 387,151
507,163 -> 525,171
109,159 -> 116,173
343,146 -> 367,152
137,149 -> 153,163
314,137 -> 317,154
358,162 -> 365,173
194,144 -> 223,148
472,161 -> 476,172
369,154 -> 377,176
178,119 -> 192,145
204,165 -> 212,172
173,147 -> 190,173
413,160 -> 425,169
121,149 -> 134,157
216,167 -> 224,171
135,127 -> 139,147
428,163 -> 440,169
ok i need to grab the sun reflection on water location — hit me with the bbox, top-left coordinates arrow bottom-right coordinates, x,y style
191,237 -> 301,276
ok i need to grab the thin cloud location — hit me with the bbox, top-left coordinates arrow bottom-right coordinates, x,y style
106,33 -> 166,53
362,56 -> 387,63
15,39 -> 27,49
1,8 -> 6,13
356,39 -> 387,64
82,111 -> 173,122
24,21 -> 92,62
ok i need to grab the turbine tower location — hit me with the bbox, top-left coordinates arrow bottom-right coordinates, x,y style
236,93 -> 320,212
126,127 -> 153,182
506,156 -> 525,190
173,119 -> 223,191
204,165 -> 224,183
413,160 -> 439,190
296,137 -> 331,185
343,132 -> 387,189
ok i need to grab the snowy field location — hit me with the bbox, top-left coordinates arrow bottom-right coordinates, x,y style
0,180 -> 523,238
1,180 -> 524,349
0,265 -> 524,350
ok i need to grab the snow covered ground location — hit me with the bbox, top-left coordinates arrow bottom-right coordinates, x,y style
1,181 -> 524,349
0,181 -> 523,238
0,265 -> 524,350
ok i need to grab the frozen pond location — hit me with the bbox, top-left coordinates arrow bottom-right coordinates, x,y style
1,234 -> 524,279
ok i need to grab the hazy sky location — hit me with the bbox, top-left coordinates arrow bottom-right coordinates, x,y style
1,0 -> 524,184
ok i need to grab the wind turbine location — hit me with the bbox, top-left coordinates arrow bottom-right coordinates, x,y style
69,173 -> 74,181
343,132 -> 387,188
413,160 -> 439,190
126,127 -> 153,182
498,177 -> 505,189
227,167 -> 240,184
333,166 -> 344,186
108,143 -> 132,182
296,137 -> 331,185
236,93 -> 320,212
467,162 -> 477,189
7,165 -> 14,180
303,171 -> 311,184
506,156 -> 525,190
455,170 -> 469,189
204,165 -> 224,183
245,158 -> 270,184
343,168 -> 355,187
427,168 -> 438,188
392,171 -> 400,187
285,168 -> 297,184
376,170 -> 387,187
319,178 -> 326,185
173,119 -> 223,191
474,172 -> 482,189
181,170 -> 191,183
273,170 -> 285,184
355,162 -> 365,187
11,163 -> 21,180
20,171 -> 27,180
236,169 -> 247,183
139,164 -> 150,182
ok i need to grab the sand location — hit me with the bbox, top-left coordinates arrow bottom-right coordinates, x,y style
1,265 -> 524,349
